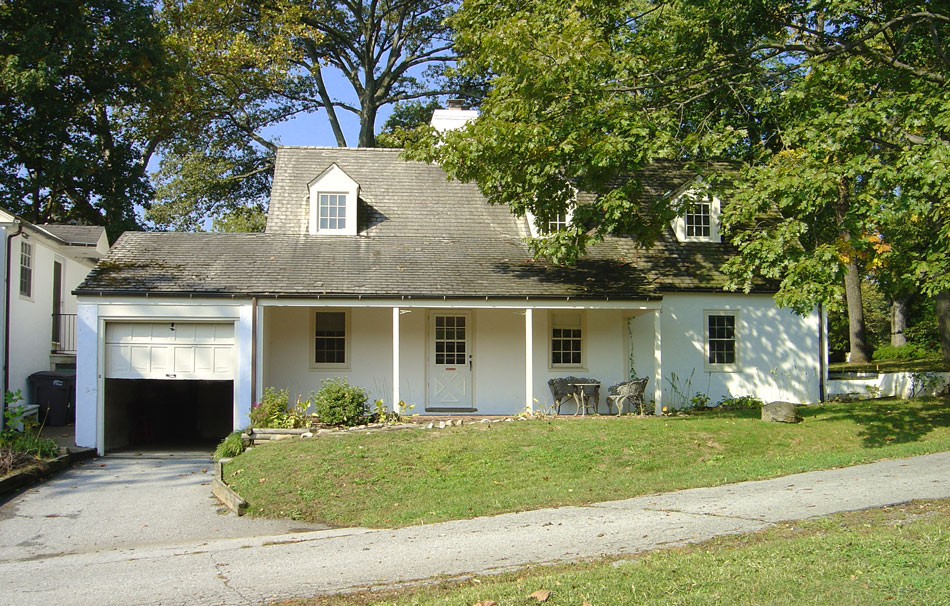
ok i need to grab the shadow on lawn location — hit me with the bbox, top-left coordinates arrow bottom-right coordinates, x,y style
809,398 -> 950,448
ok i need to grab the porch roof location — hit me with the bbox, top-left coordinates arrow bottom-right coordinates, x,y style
74,231 -> 741,300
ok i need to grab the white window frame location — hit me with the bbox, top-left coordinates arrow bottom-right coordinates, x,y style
317,192 -> 348,232
684,201 -> 711,238
311,308 -> 350,370
549,310 -> 585,369
19,240 -> 32,298
672,187 -> 721,243
307,163 -> 359,236
704,310 -> 739,372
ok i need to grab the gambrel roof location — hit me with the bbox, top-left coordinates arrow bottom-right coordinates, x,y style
76,147 -> 755,299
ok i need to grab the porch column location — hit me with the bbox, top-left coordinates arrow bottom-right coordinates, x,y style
525,308 -> 534,412
392,306 -> 400,413
653,308 -> 662,415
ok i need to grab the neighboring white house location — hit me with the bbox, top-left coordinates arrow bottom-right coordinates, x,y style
74,141 -> 825,454
0,208 -> 109,429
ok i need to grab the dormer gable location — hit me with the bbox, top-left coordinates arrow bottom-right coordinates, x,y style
308,163 -> 359,236
671,183 -> 721,243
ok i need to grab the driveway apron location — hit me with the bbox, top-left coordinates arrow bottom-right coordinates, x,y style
0,452 -> 326,563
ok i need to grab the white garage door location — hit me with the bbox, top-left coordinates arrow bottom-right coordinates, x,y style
105,322 -> 235,380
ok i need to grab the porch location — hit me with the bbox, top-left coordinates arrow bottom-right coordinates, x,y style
259,302 -> 663,416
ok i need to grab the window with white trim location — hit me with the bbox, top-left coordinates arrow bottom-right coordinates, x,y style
544,212 -> 569,234
551,311 -> 583,367
19,241 -> 32,297
705,311 -> 738,370
685,202 -> 711,238
313,310 -> 348,367
318,193 -> 347,231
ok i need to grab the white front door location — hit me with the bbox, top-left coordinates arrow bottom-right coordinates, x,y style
427,312 -> 473,410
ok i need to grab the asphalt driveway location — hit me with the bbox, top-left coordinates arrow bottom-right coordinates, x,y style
0,452 -> 326,563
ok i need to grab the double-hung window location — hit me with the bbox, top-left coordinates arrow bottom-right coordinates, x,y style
685,202 -> 711,238
313,310 -> 348,368
19,241 -> 32,297
705,311 -> 738,371
551,311 -> 583,367
318,193 -> 347,231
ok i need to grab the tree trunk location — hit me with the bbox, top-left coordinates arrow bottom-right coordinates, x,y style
357,99 -> 378,147
937,290 -> 950,363
836,177 -> 871,363
890,298 -> 908,347
843,260 -> 871,363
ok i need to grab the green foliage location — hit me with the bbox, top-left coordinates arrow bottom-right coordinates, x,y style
249,387 -> 308,429
211,206 -> 267,233
717,395 -> 766,410
872,344 -> 933,362
1,391 -> 58,459
312,378 -> 368,427
213,431 -> 246,460
0,0 -> 174,235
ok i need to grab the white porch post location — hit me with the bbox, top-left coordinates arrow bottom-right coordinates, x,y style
525,308 -> 534,412
653,308 -> 663,415
254,302 -> 264,405
392,306 -> 400,413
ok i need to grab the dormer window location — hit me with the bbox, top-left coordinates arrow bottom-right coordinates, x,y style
545,213 -> 569,234
673,187 -> 721,243
684,202 -> 711,238
308,164 -> 359,235
527,208 -> 574,238
318,193 -> 347,231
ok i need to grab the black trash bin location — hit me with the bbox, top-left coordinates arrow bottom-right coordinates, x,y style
28,371 -> 76,426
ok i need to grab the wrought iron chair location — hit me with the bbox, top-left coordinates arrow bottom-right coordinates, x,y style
548,376 -> 579,414
606,377 -> 650,415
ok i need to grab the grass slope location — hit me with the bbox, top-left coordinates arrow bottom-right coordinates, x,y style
282,499 -> 950,606
226,398 -> 950,528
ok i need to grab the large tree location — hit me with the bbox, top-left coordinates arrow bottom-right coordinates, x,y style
149,0 -> 465,230
0,0 -> 172,236
411,0 -> 949,362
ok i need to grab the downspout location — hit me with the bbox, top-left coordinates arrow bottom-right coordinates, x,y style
818,303 -> 826,402
250,297 -> 258,410
2,220 -> 23,430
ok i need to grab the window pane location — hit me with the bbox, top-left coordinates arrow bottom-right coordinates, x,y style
315,312 -> 346,364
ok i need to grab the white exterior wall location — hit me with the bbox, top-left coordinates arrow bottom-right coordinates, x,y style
5,229 -> 96,400
827,372 -> 950,400
74,298 -> 253,453
659,293 -> 821,407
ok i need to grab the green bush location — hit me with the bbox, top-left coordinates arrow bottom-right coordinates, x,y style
717,395 -> 766,410
872,343 -> 934,361
249,387 -> 308,429
312,378 -> 368,427
213,431 -> 246,460
0,390 -> 58,459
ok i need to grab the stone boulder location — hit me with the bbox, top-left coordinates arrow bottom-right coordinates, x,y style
761,401 -> 802,423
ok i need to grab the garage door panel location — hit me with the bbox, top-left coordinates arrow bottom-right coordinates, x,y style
105,322 -> 235,380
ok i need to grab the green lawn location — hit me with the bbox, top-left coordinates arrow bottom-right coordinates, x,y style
225,397 -> 950,528
280,499 -> 950,606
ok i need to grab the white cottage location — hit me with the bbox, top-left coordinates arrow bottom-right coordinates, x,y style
74,147 -> 824,453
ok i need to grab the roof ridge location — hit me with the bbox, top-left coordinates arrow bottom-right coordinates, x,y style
276,145 -> 403,152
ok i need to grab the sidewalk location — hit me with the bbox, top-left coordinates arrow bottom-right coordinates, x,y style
2,451 -> 949,606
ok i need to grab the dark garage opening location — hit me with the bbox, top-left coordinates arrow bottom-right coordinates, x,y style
104,379 -> 233,451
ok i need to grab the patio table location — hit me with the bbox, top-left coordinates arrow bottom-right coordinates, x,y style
568,381 -> 601,415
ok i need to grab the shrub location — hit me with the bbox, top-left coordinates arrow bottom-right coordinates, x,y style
213,431 -> 246,460
249,387 -> 308,429
717,395 -> 766,410
0,390 -> 58,459
312,378 -> 368,427
872,343 -> 933,361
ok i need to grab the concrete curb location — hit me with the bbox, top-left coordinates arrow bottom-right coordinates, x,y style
0,447 -> 96,498
212,457 -> 247,515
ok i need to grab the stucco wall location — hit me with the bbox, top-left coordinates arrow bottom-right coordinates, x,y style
658,293 -> 821,407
